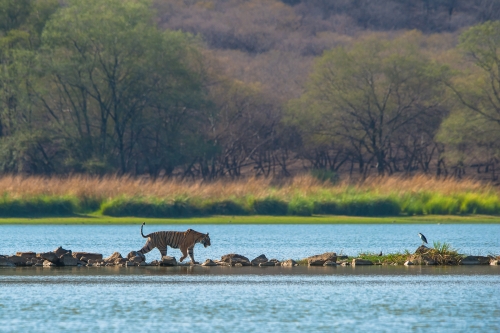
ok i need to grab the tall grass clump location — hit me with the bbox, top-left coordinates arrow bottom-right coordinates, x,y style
0,174 -> 498,217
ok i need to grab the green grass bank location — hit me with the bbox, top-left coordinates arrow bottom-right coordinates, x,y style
0,191 -> 500,218
1,214 -> 500,224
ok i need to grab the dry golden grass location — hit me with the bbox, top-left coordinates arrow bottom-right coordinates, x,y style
0,174 -> 496,200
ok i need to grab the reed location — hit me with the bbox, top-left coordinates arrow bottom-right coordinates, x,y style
0,174 -> 498,217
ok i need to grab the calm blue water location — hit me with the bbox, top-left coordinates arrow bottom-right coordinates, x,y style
0,266 -> 499,333
0,224 -> 498,261
1,224 -> 499,332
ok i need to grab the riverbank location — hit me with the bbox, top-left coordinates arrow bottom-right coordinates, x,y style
1,175 -> 499,218
1,214 -> 500,224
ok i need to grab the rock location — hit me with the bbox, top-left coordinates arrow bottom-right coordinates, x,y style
259,261 -> 276,267
54,246 -> 71,257
423,259 -> 436,265
234,263 -> 243,267
125,261 -> 136,267
138,261 -> 146,266
0,256 -> 15,267
323,261 -> 337,266
404,260 -> 414,266
201,259 -> 217,266
105,263 -> 114,266
127,251 -> 145,261
460,256 -> 491,265
43,260 -> 56,267
7,255 -> 29,266
281,259 -> 297,267
215,261 -> 231,266
490,260 -> 499,266
115,258 -> 127,265
104,252 -> 123,263
414,245 -> 430,254
251,254 -> 268,266
269,259 -> 281,266
306,252 -> 337,266
341,262 -> 350,266
150,260 -> 160,266
16,252 -> 36,258
352,259 -> 373,266
220,254 -> 251,266
160,256 -> 177,266
37,252 -> 59,263
59,253 -> 79,266
129,256 -> 144,263
72,252 -> 103,261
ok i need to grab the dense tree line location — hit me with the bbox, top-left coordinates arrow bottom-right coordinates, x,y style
0,0 -> 499,181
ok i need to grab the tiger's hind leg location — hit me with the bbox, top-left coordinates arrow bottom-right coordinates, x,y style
138,238 -> 156,256
179,247 -> 188,262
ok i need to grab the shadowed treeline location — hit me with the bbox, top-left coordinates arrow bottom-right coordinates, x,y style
0,0 -> 499,181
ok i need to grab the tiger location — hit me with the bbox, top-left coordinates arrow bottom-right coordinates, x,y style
138,222 -> 211,264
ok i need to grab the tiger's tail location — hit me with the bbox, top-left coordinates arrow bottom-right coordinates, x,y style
141,222 -> 148,238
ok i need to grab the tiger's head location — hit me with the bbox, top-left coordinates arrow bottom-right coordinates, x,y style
200,233 -> 211,248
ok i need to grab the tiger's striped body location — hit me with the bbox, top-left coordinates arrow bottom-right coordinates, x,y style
138,223 -> 210,263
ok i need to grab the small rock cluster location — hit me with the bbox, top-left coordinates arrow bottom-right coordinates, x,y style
1,247 -> 499,268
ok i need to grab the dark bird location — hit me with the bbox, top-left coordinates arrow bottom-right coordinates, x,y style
418,233 -> 428,245
378,251 -> 383,256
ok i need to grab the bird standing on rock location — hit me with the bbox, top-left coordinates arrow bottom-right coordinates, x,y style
418,233 -> 428,245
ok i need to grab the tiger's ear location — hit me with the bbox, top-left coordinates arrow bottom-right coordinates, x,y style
206,233 -> 209,236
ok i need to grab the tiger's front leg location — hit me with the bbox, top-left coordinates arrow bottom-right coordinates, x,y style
187,246 -> 198,264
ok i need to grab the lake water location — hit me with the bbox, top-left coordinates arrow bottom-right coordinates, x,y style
0,224 -> 498,261
0,266 -> 499,333
0,224 -> 499,332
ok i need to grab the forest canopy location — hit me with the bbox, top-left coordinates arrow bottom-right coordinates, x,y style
0,0 -> 499,181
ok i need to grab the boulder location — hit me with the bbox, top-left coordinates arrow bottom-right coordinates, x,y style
269,259 -> 281,266
460,256 -> 491,265
115,258 -> 127,265
281,259 -> 297,267
341,262 -> 350,266
251,254 -> 268,266
259,261 -> 276,267
323,261 -> 337,266
43,260 -> 56,267
404,260 -> 414,266
0,256 -> 15,267
129,256 -> 144,263
352,259 -> 373,266
234,263 -> 243,267
306,252 -> 337,266
201,259 -> 217,266
72,252 -> 103,261
54,246 -> 71,257
220,254 -> 251,266
16,252 -> 36,258
160,256 -> 177,266
150,260 -> 160,266
59,253 -> 79,266
490,260 -> 499,266
415,245 -> 430,254
127,251 -> 145,261
7,255 -> 29,266
37,252 -> 59,263
104,252 -> 123,263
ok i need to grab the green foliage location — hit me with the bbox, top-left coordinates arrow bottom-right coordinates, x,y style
287,197 -> 313,216
252,197 -> 288,215
0,194 -> 76,216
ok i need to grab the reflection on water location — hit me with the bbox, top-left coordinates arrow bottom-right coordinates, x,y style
1,266 -> 499,333
0,224 -> 499,261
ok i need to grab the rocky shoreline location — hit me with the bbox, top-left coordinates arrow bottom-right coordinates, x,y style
1,246 -> 499,268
